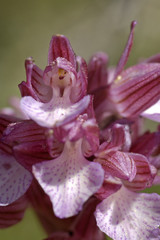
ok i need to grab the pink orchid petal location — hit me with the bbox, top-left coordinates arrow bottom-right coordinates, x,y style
45,129 -> 64,158
2,120 -> 45,145
149,228 -> 160,239
110,63 -> 160,117
100,123 -> 131,152
95,151 -> 136,181
0,196 -> 28,228
59,115 -> 99,155
88,52 -> 108,93
53,116 -> 99,156
21,95 -> 91,128
0,151 -> 32,205
114,21 -> 137,79
131,131 -> 160,158
19,58 -> 52,103
141,100 -> 160,122
95,186 -> 160,240
70,56 -> 88,102
13,141 -> 52,172
48,35 -> 76,68
95,181 -> 121,201
82,118 -> 100,157
32,140 -> 104,218
122,153 -> 154,191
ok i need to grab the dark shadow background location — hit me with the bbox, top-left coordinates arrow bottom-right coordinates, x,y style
0,0 -> 160,239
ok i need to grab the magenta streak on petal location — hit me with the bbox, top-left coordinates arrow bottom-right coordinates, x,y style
95,151 -> 136,181
32,140 -> 104,218
123,153 -> 154,191
110,64 -> 160,117
48,35 -> 76,69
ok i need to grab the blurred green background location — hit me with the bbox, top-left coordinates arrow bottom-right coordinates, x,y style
1,0 -> 160,239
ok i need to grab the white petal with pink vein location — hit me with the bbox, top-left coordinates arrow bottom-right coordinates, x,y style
21,95 -> 91,128
95,186 -> 160,240
32,140 -> 104,218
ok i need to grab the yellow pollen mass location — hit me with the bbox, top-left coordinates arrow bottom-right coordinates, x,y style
114,75 -> 122,84
58,68 -> 67,79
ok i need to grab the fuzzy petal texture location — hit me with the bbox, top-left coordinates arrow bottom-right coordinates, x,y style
32,140 -> 104,218
0,151 -> 32,205
95,186 -> 160,240
21,95 -> 91,128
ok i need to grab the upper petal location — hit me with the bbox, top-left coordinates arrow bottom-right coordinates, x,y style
48,35 -> 76,69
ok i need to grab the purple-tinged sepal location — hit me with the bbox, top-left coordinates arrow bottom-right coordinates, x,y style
114,20 -> 137,79
19,58 -> 52,103
48,35 -> 76,68
110,63 -> 160,118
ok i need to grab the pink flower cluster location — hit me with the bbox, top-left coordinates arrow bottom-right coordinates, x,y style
1,21 -> 160,240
